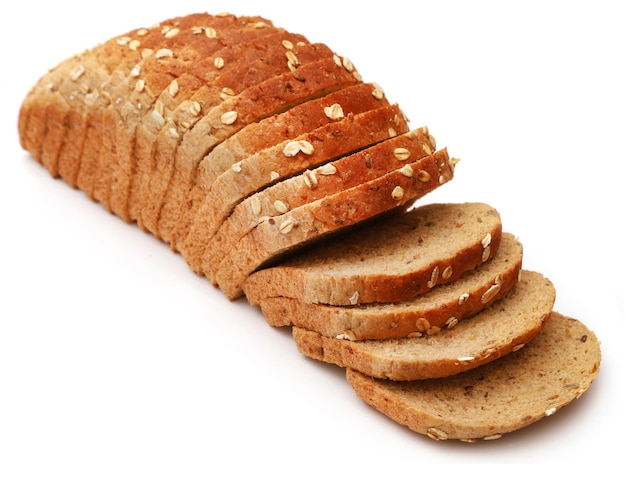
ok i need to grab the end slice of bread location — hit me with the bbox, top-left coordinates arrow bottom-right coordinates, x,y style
346,311 -> 601,441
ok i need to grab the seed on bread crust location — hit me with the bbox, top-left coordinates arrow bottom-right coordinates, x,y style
426,428 -> 448,441
348,291 -> 359,305
324,103 -> 344,120
371,83 -> 385,99
417,170 -> 431,183
283,139 -> 314,157
214,57 -> 225,69
221,111 -> 238,125
391,186 -> 405,200
302,170 -> 318,189
318,163 -> 337,176
399,164 -> 413,177
279,219 -> 295,234
155,48 -> 173,59
393,147 -> 411,161
273,200 -> 289,214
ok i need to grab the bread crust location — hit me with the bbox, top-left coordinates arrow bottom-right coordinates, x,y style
182,103 -> 409,274
200,127 -> 432,280
216,149 -> 456,299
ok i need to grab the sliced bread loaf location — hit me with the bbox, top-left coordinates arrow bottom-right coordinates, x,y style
182,103 -> 409,273
157,54 -> 362,246
199,127 -> 434,280
216,149 -> 457,299
242,201 -> 498,306
346,311 -> 601,441
128,29 -> 311,230
293,269 -> 554,381
255,232 -> 522,340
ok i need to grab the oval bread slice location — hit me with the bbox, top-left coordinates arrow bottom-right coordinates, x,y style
256,232 -> 522,340
346,311 -> 601,441
293,269 -> 555,380
242,202 -> 499,306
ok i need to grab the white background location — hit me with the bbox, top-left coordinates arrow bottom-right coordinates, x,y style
2,0 -> 624,474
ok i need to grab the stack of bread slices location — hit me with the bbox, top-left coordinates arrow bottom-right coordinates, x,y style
18,12 -> 601,442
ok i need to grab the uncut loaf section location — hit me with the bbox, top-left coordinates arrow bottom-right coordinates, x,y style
18,12 -> 600,443
18,12 -> 454,298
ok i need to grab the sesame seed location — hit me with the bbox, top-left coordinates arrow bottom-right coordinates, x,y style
221,110 -> 238,125
279,219 -> 294,234
303,170 -> 318,189
427,266 -> 439,288
188,101 -> 201,116
250,196 -> 262,216
273,200 -> 289,214
169,80 -> 179,97
165,27 -> 180,38
324,103 -> 344,120
155,48 -> 173,59
70,65 -> 85,81
416,318 -> 431,332
482,233 -> 492,248
482,245 -> 491,262
426,428 -> 448,441
371,83 -> 385,100
399,165 -> 413,177
318,163 -> 337,175
391,186 -> 405,200
480,283 -> 501,303
394,148 -> 411,161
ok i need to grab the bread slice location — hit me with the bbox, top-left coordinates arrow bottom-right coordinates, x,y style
293,268 -> 554,380
215,150 -> 457,300
255,232 -> 523,340
346,311 -> 601,441
242,201 -> 498,306
181,103 -> 409,273
156,54 -> 362,246
199,127 -> 434,280
128,29 -> 312,230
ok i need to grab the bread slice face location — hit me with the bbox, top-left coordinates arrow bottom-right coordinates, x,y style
243,201 -> 498,306
215,149 -> 457,300
255,232 -> 523,340
346,311 -> 601,441
293,269 -> 555,380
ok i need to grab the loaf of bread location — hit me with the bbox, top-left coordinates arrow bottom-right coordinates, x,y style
18,11 -> 600,443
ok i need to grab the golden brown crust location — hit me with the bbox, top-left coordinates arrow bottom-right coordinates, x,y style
156,54 -> 362,247
216,149 -> 456,300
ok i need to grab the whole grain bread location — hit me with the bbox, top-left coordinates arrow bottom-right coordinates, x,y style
128,29 -> 312,231
242,202 -> 498,306
156,54 -> 362,247
200,127 -> 434,280
346,311 -> 601,441
293,269 -> 554,380
255,232 -> 523,340
182,103 -> 409,273
216,149 -> 457,300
